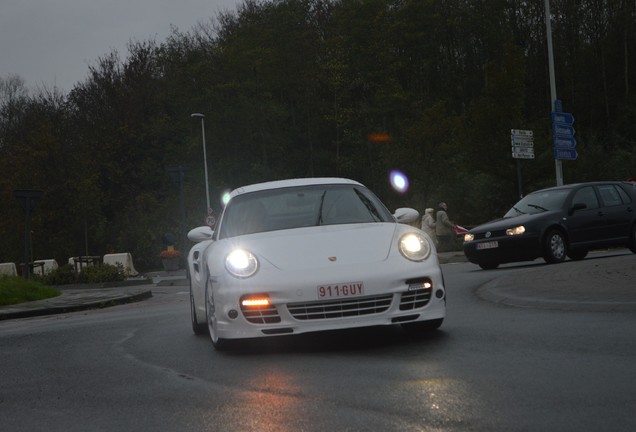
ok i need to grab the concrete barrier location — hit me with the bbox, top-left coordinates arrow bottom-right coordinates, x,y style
103,253 -> 139,276
0,262 -> 18,277
33,259 -> 58,275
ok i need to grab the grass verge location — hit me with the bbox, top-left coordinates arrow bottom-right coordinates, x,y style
0,276 -> 60,306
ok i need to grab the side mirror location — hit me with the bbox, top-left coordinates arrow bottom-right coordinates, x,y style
569,202 -> 587,216
393,207 -> 420,224
187,226 -> 214,242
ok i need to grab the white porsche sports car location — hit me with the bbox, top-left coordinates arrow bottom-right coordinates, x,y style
187,178 -> 446,349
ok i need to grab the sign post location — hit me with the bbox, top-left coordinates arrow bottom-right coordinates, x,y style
14,190 -> 43,279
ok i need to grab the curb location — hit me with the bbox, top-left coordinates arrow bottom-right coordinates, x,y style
55,278 -> 153,290
475,253 -> 636,312
0,288 -> 153,321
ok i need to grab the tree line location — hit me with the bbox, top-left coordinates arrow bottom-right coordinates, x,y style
1,0 -> 635,270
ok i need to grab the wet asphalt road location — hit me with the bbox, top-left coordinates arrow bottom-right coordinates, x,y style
1,253 -> 635,431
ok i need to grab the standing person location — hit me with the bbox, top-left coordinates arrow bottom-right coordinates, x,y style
420,208 -> 437,246
435,202 -> 454,252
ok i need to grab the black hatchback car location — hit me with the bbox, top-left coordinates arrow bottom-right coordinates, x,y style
463,181 -> 636,269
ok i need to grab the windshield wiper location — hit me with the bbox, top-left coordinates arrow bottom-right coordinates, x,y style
512,206 -> 525,215
527,203 -> 548,212
354,189 -> 381,221
315,190 -> 327,225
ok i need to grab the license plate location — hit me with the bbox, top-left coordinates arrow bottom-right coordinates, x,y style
317,282 -> 364,299
477,241 -> 499,250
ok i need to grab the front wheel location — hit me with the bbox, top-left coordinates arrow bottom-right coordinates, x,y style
190,279 -> 208,335
205,282 -> 229,350
543,229 -> 567,264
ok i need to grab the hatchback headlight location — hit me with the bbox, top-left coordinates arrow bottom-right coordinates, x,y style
506,225 -> 526,236
464,233 -> 474,242
399,232 -> 431,261
225,249 -> 258,278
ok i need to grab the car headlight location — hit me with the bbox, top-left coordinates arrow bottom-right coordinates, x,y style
225,249 -> 259,278
399,232 -> 431,261
506,225 -> 526,236
464,233 -> 474,242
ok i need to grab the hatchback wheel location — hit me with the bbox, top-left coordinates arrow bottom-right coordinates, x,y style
543,229 -> 567,263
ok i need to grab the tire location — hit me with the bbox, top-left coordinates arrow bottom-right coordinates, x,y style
567,250 -> 588,261
543,229 -> 567,264
402,318 -> 443,334
190,279 -> 208,335
629,223 -> 636,254
479,262 -> 499,270
205,282 -> 229,350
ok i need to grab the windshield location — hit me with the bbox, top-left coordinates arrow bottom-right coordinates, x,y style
504,189 -> 570,217
217,184 -> 394,239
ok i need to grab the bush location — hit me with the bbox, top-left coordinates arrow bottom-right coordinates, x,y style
40,264 -> 77,285
38,263 -> 126,285
80,263 -> 126,284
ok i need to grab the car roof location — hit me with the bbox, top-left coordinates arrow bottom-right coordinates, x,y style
229,177 -> 363,199
531,181 -> 633,194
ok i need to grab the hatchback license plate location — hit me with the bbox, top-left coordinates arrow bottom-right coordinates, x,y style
317,282 -> 364,299
477,241 -> 499,250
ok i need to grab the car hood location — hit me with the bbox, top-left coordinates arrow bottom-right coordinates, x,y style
471,211 -> 560,232
236,223 -> 398,270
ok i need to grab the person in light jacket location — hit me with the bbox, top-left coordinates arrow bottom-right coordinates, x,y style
420,208 -> 437,246
435,202 -> 454,252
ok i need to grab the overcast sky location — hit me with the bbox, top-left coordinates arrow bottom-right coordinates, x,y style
1,0 -> 242,93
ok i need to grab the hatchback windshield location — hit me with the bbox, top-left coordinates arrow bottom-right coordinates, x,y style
218,184 -> 394,239
504,189 -> 570,217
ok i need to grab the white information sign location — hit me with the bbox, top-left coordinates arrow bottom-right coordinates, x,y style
511,129 -> 534,159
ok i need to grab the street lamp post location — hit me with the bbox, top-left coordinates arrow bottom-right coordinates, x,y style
191,113 -> 211,210
544,0 -> 563,186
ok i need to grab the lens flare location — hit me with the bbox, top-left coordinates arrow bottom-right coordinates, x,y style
221,190 -> 231,206
390,170 -> 409,193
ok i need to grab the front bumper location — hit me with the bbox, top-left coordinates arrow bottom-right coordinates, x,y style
463,235 -> 541,265
209,259 -> 446,340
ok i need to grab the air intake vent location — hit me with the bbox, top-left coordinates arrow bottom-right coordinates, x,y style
288,294 -> 392,320
240,304 -> 281,324
400,278 -> 433,310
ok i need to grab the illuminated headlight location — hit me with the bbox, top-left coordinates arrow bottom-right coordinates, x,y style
225,249 -> 258,278
399,232 -> 431,261
506,225 -> 526,236
464,233 -> 474,242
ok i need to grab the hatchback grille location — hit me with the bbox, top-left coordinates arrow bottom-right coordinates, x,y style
400,278 -> 433,310
287,294 -> 393,320
474,230 -> 506,240
241,304 -> 281,324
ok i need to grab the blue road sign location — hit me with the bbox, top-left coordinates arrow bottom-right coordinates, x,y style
553,123 -> 575,138
554,148 -> 578,160
552,112 -> 574,125
553,136 -> 577,149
